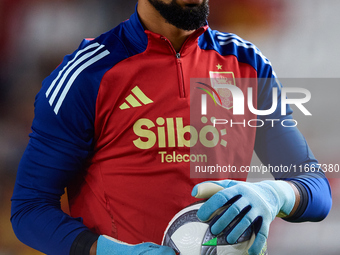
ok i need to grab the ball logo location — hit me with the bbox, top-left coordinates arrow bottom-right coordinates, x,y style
162,202 -> 258,255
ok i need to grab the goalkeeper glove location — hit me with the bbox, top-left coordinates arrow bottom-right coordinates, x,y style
192,180 -> 296,255
96,235 -> 175,255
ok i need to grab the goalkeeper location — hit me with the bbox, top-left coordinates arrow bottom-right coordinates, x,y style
11,0 -> 331,255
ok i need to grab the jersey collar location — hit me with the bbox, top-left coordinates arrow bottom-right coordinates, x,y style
123,4 -> 209,56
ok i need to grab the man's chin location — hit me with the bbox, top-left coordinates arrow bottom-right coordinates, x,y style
148,0 -> 209,31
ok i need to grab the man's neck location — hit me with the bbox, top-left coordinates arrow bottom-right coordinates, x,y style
137,0 -> 196,52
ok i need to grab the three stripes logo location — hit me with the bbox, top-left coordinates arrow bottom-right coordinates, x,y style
216,32 -> 271,66
119,86 -> 153,110
45,42 -> 110,115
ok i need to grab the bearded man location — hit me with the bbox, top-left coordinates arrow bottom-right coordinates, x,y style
11,1 -> 332,255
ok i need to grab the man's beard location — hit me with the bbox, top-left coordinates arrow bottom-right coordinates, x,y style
147,0 -> 209,31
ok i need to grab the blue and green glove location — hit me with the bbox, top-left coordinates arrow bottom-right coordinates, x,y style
192,180 -> 296,255
96,235 -> 176,255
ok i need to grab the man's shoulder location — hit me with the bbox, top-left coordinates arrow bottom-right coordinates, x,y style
40,24 -> 130,116
200,28 -> 272,70
78,16 -> 147,59
76,23 -> 130,59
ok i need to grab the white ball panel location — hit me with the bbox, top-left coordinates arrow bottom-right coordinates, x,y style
171,222 -> 209,255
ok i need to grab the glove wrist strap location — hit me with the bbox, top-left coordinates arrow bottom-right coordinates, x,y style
262,180 -> 296,218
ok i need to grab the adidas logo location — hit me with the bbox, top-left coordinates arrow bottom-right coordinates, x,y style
119,86 -> 153,110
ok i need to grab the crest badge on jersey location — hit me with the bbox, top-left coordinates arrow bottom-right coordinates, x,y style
209,71 -> 236,109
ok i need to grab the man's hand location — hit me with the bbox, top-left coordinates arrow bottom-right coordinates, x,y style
95,235 -> 176,255
192,180 -> 296,255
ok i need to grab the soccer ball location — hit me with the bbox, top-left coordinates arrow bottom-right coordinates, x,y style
162,201 -> 255,255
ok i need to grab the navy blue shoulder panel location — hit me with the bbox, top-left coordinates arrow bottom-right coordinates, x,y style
34,10 -> 148,151
198,28 -> 276,79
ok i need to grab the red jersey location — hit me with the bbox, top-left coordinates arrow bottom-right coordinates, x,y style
66,13 -> 261,244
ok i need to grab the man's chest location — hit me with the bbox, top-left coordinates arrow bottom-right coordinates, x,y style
91,50 -> 258,176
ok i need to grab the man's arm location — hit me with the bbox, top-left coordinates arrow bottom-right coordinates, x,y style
11,133 -> 93,254
10,38 -> 104,254
192,59 -> 331,255
254,115 -> 332,222
11,36 -> 176,255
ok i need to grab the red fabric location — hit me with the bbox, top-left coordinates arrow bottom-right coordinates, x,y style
68,29 -> 257,245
